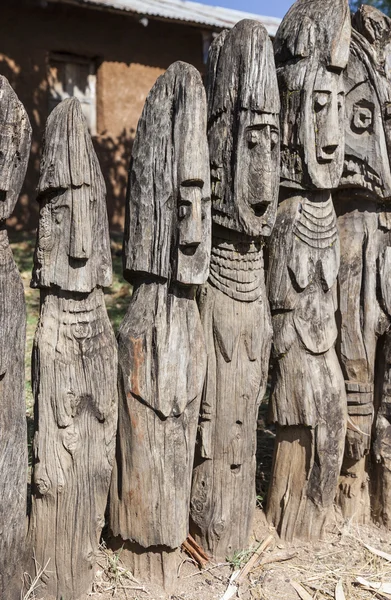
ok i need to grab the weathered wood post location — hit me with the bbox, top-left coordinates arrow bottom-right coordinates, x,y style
28,98 -> 118,600
189,20 -> 280,561
109,61 -> 211,591
334,5 -> 391,526
0,75 -> 31,599
266,0 -> 351,541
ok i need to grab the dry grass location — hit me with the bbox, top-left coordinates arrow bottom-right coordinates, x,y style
91,543 -> 149,597
252,518 -> 391,600
21,554 -> 50,600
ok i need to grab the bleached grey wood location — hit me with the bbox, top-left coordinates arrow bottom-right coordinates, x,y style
266,0 -> 351,542
189,19 -> 280,561
334,5 -> 391,526
109,61 -> 211,591
28,98 -> 117,600
0,75 -> 31,599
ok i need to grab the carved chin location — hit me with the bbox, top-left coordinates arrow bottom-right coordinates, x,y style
176,246 -> 209,287
307,160 -> 343,190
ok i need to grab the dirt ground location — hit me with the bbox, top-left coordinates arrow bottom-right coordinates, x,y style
81,510 -> 391,600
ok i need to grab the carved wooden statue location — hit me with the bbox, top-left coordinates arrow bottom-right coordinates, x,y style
109,61 -> 211,590
189,20 -> 280,561
28,98 -> 118,600
334,5 -> 391,527
0,76 -> 31,599
266,0 -> 351,541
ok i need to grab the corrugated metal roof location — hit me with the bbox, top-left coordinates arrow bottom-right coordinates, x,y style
49,0 -> 281,35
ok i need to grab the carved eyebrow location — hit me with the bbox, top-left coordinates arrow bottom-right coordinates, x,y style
327,65 -> 343,75
246,124 -> 279,132
180,179 -> 204,188
37,187 -> 67,203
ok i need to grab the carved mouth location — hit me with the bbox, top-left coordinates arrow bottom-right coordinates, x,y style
341,156 -> 383,191
249,201 -> 269,217
180,245 -> 198,256
317,157 -> 334,164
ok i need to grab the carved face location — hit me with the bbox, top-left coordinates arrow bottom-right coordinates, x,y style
34,183 -> 112,292
275,0 -> 351,190
124,62 -> 211,287
235,111 -> 280,237
171,65 -> 211,287
209,110 -> 280,237
32,98 -> 112,292
207,20 -> 280,237
339,35 -> 391,199
35,186 -> 96,292
175,173 -> 211,286
279,63 -> 345,189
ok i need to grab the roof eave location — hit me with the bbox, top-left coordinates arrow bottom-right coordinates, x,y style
44,0 -> 279,35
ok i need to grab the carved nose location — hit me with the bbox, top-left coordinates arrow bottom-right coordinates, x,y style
69,191 -> 92,260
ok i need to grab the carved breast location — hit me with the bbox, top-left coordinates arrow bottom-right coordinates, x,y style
289,196 -> 340,292
121,283 -> 207,419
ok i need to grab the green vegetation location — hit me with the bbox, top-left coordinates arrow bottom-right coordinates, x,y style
226,547 -> 256,570
9,230 -> 131,424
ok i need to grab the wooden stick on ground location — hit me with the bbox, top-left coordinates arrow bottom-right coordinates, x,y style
219,535 -> 275,600
257,549 -> 297,567
236,535 -> 274,584
182,535 -> 210,568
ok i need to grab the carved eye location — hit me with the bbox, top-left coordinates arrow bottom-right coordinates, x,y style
270,130 -> 279,150
247,130 -> 260,148
338,93 -> 344,111
178,204 -> 189,220
314,92 -> 330,112
52,206 -> 66,224
352,103 -> 373,132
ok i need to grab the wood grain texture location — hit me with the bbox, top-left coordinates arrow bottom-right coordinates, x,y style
28,98 -> 117,600
0,75 -> 31,599
266,0 -> 351,542
190,20 -> 279,561
109,61 -> 210,590
335,5 -> 391,526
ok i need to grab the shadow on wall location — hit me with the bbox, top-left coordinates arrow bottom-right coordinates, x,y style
0,54 -> 133,233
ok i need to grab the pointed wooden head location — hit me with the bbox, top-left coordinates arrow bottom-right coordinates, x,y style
32,98 -> 112,292
207,19 -> 280,238
0,76 -> 31,221
339,5 -> 391,200
123,61 -> 211,286
275,0 -> 351,190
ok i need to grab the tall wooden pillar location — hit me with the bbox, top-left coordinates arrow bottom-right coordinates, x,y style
189,20 -> 280,561
0,75 -> 31,600
266,0 -> 351,542
28,98 -> 118,600
109,61 -> 211,592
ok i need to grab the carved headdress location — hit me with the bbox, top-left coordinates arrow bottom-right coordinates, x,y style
32,98 -> 112,292
0,75 -> 31,221
123,61 -> 211,286
207,19 -> 280,237
275,0 -> 351,190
